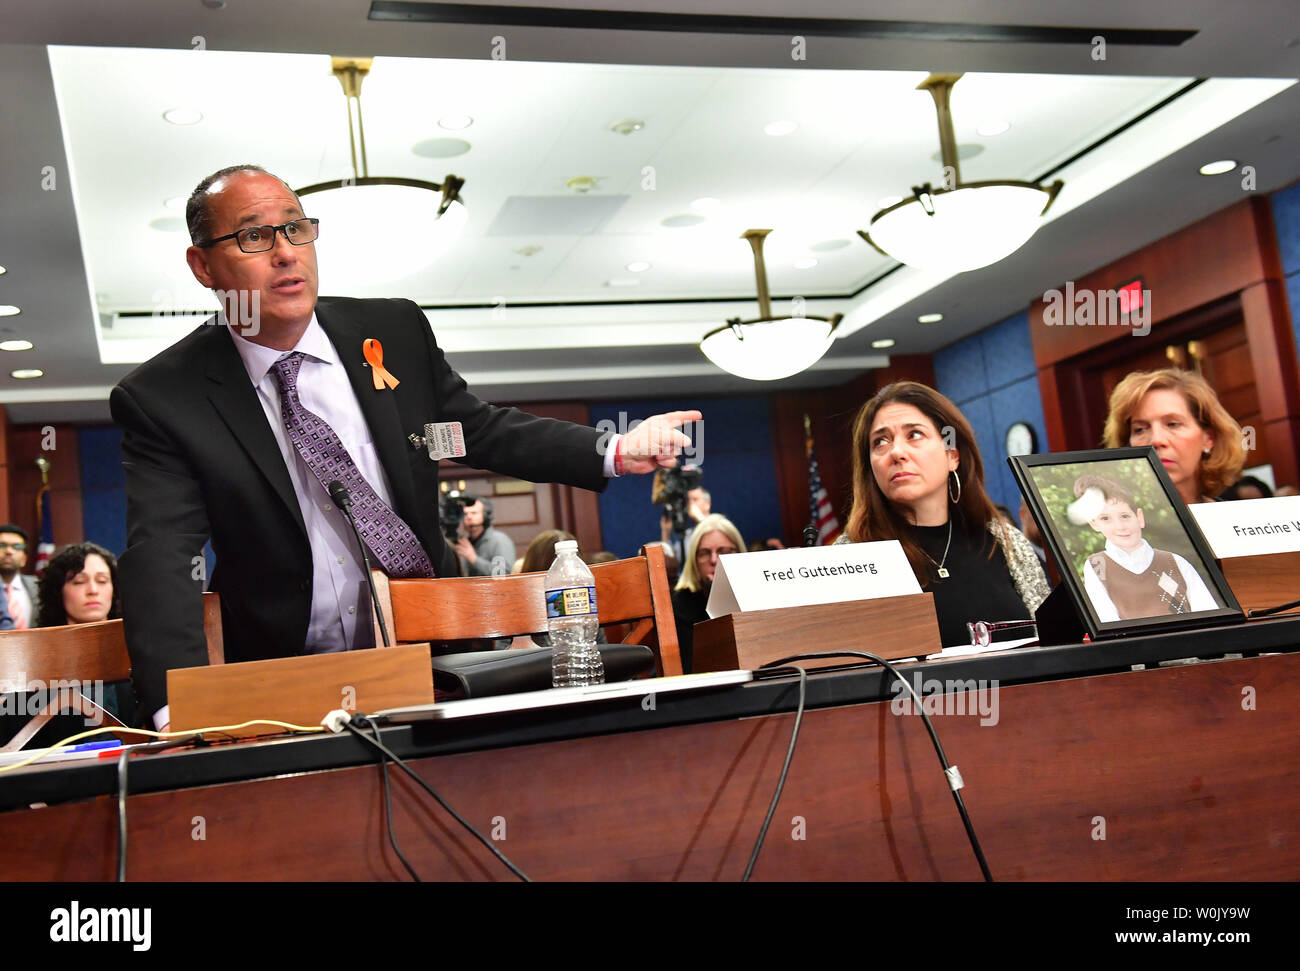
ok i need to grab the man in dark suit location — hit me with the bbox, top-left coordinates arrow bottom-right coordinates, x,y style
111,165 -> 699,728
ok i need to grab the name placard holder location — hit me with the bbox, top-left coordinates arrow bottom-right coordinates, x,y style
168,643 -> 436,738
692,595 -> 943,673
1189,498 -> 1300,615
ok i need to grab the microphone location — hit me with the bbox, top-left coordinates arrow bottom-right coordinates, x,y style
328,479 -> 392,648
802,524 -> 819,547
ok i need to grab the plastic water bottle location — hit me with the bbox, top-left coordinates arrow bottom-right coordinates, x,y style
546,540 -> 604,687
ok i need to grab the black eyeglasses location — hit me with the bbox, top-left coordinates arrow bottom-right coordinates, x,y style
0,542 -> 26,551
199,217 -> 319,253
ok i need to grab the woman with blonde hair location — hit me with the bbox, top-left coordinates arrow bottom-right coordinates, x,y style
1102,368 -> 1245,505
673,513 -> 745,672
838,381 -> 1048,647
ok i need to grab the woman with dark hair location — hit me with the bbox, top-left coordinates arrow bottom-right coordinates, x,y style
1103,368 -> 1245,505
37,542 -> 122,628
837,382 -> 1048,647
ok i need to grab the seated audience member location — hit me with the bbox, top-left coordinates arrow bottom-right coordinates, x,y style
0,524 -> 38,629
1071,475 -> 1218,620
673,514 -> 745,672
1275,485 -> 1299,498
1218,475 -> 1273,501
1,543 -> 123,747
836,381 -> 1049,647
1103,368 -> 1244,506
587,550 -> 618,566
37,543 -> 121,627
748,538 -> 785,552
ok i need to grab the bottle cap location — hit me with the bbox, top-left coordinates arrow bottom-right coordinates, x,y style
554,540 -> 579,554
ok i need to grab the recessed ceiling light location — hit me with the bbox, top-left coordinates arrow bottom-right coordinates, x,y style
0,305 -> 21,317
10,369 -> 43,379
163,108 -> 203,126
1199,159 -> 1237,175
917,313 -> 943,324
149,217 -> 187,233
0,265 -> 6,275
661,213 -> 706,228
164,196 -> 186,210
871,338 -> 896,349
793,257 -> 818,269
690,197 -> 721,212
876,195 -> 904,209
0,340 -> 34,351
976,119 -> 1011,137
625,261 -> 652,272
605,278 -> 640,287
764,120 -> 797,137
438,114 -> 473,131
412,137 -> 471,158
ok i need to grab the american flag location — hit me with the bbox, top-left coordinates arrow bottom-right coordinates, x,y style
808,447 -> 841,545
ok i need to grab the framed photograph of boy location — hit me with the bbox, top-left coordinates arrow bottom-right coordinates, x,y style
1010,447 -> 1243,640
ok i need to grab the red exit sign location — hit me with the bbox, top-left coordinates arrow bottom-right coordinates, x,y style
1117,278 -> 1144,316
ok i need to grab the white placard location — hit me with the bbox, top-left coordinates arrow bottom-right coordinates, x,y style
1188,495 -> 1300,558
705,541 -> 922,617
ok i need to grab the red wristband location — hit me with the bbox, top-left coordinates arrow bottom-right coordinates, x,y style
614,436 -> 625,476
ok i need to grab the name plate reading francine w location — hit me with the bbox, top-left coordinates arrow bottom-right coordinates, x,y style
706,541 -> 922,617
1188,495 -> 1300,558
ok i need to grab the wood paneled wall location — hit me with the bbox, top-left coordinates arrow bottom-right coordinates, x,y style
0,412 -> 83,546
1029,198 -> 1300,488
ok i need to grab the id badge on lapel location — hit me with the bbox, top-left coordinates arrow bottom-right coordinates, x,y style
409,422 -> 466,461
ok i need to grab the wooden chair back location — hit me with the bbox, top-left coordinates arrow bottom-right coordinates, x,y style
373,543 -> 683,676
203,591 -> 225,664
0,619 -> 133,751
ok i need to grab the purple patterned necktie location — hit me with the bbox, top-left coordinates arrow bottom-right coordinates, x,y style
272,352 -> 434,578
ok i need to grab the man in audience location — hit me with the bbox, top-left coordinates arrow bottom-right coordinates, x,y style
111,164 -> 698,727
454,496 -> 516,577
0,524 -> 38,629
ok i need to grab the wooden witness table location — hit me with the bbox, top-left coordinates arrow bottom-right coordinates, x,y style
2,616 -> 1299,881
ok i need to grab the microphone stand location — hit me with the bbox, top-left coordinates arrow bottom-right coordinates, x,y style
328,480 -> 392,647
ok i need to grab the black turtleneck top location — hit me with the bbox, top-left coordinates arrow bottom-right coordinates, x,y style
912,519 -> 1028,648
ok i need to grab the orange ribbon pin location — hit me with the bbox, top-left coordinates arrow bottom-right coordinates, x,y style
362,338 -> 400,390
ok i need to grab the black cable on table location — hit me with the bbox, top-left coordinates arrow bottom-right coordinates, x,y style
345,715 -> 530,882
116,734 -> 205,883
356,715 -> 421,881
760,650 -> 995,882
742,664 -> 808,882
1248,597 -> 1300,618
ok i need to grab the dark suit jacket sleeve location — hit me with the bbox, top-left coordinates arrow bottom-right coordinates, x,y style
414,308 -> 607,492
110,381 -> 212,719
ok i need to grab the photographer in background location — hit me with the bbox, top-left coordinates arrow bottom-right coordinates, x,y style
447,493 -> 516,577
655,464 -> 709,562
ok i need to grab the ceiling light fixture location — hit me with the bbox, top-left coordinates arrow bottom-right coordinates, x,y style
0,340 -> 33,351
0,305 -> 21,317
1198,159 -> 1237,175
872,338 -> 896,349
700,229 -> 841,381
690,197 -> 721,211
296,58 -> 467,284
976,119 -> 1011,137
859,74 -> 1063,274
10,369 -> 43,379
438,114 -> 474,130
162,107 -> 203,126
0,265 -> 6,275
793,257 -> 818,269
625,261 -> 651,272
917,312 -> 944,323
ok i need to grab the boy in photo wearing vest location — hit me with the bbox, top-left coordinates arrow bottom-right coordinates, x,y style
1068,474 -> 1219,622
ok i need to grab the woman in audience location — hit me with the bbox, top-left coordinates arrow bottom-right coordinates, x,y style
838,382 -> 1049,648
37,542 -> 121,627
1102,368 -> 1245,506
673,514 -> 745,673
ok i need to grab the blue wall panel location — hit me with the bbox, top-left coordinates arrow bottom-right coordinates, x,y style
78,427 -> 126,555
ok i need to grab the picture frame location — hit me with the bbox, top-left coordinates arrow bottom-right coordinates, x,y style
1009,447 -> 1243,641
